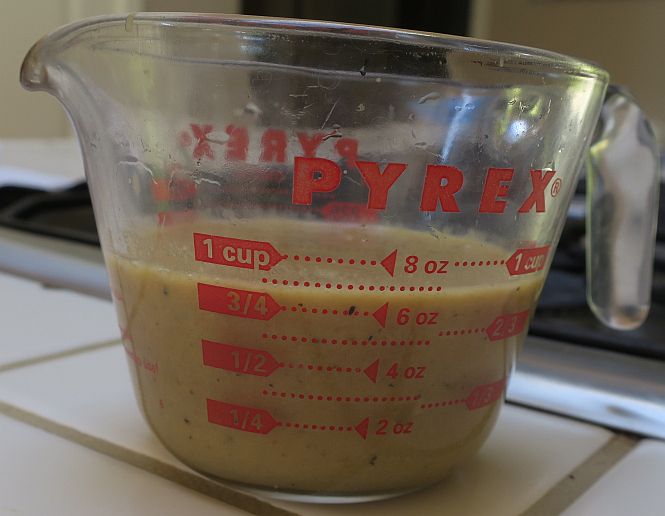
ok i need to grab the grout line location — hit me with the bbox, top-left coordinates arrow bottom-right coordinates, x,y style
518,433 -> 638,516
0,401 -> 298,516
0,338 -> 122,374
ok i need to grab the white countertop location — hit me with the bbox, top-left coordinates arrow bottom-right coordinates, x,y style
1,139 -> 664,515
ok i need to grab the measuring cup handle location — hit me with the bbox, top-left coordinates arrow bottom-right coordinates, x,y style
586,85 -> 660,329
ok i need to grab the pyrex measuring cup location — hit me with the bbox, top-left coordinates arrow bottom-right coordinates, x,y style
21,14 -> 659,502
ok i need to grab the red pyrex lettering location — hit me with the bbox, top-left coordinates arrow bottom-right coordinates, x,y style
292,157 -> 557,214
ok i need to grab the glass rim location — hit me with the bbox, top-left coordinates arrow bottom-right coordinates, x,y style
31,12 -> 610,83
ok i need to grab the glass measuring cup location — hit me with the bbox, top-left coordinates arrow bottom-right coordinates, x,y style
20,14 -> 659,502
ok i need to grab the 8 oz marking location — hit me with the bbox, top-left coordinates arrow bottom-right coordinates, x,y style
403,255 -> 449,275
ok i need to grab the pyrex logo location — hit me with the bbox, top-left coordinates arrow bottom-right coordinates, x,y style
292,157 -> 558,214
179,124 -> 560,214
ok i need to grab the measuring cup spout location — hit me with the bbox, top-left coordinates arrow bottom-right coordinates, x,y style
20,17 -> 101,94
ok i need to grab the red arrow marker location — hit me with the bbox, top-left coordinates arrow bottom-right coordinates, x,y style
198,283 -> 282,321
355,417 -> 370,440
363,359 -> 380,383
202,340 -> 281,377
206,399 -> 280,435
380,249 -> 398,277
485,310 -> 529,341
465,379 -> 506,410
505,245 -> 549,276
372,302 -> 389,327
193,233 -> 286,271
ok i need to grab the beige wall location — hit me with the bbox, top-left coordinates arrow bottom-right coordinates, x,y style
471,0 -> 665,144
0,0 -> 239,138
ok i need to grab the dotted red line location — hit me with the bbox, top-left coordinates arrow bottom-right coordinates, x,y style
261,333 -> 430,346
278,362 -> 362,374
262,389 -> 420,403
419,398 -> 466,409
276,421 -> 355,432
438,328 -> 486,336
289,255 -> 378,267
262,278 -> 443,293
453,260 -> 505,268
279,305 -> 370,316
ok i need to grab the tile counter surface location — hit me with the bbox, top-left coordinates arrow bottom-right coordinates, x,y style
0,340 -> 616,515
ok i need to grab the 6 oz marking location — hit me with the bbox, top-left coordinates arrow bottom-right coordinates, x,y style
396,308 -> 439,325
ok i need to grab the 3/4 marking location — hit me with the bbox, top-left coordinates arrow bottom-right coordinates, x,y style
197,283 -> 282,321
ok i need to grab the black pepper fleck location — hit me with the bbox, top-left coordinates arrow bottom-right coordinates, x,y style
184,418 -> 190,424
349,305 -> 356,315
369,455 -> 378,466
162,286 -> 169,296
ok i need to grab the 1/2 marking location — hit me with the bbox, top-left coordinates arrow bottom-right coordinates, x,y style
201,340 -> 280,376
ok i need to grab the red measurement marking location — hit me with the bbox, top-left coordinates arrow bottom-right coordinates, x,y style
465,378 -> 506,410
197,283 -> 282,321
363,359 -> 380,383
505,245 -> 549,276
453,260 -> 505,268
201,340 -> 281,377
381,249 -> 398,276
420,378 -> 506,410
438,328 -> 486,337
261,333 -> 430,347
206,399 -> 279,435
261,278 -> 434,291
193,233 -> 286,271
284,305 -> 370,317
355,417 -> 370,440
262,389 -> 420,403
281,362 -> 362,375
485,310 -> 529,341
372,302 -> 389,327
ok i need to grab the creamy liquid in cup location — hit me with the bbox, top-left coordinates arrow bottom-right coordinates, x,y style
108,217 -> 545,494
